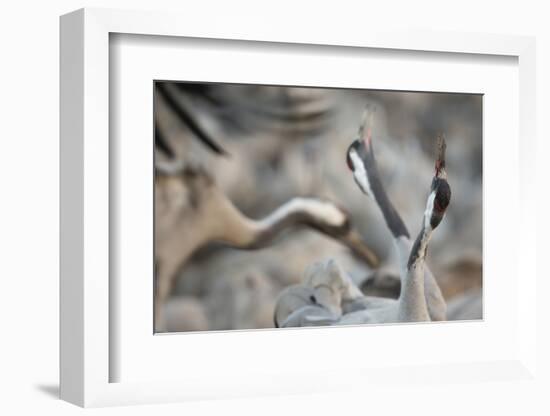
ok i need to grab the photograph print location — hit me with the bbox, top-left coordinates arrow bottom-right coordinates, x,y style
153,82 -> 482,333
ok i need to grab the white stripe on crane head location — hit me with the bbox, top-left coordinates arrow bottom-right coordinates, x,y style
348,148 -> 373,197
423,190 -> 436,230
294,198 -> 347,227
261,198 -> 347,229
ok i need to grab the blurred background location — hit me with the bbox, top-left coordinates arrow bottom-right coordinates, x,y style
154,81 -> 482,332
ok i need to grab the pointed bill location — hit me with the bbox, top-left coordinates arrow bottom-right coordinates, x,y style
358,105 -> 376,148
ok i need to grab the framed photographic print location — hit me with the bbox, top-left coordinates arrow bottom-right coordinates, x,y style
152,81 -> 477,333
60,7 -> 537,407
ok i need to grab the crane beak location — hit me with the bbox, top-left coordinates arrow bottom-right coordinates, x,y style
435,134 -> 447,179
340,229 -> 380,268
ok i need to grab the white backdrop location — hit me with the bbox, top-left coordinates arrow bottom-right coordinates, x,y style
0,1 -> 548,415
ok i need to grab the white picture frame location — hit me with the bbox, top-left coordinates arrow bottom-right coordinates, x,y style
60,7 -> 537,407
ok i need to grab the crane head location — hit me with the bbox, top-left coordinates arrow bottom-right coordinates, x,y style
345,106 -> 377,197
425,135 -> 451,230
346,138 -> 374,197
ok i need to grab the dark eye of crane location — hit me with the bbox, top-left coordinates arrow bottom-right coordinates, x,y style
309,295 -> 317,304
